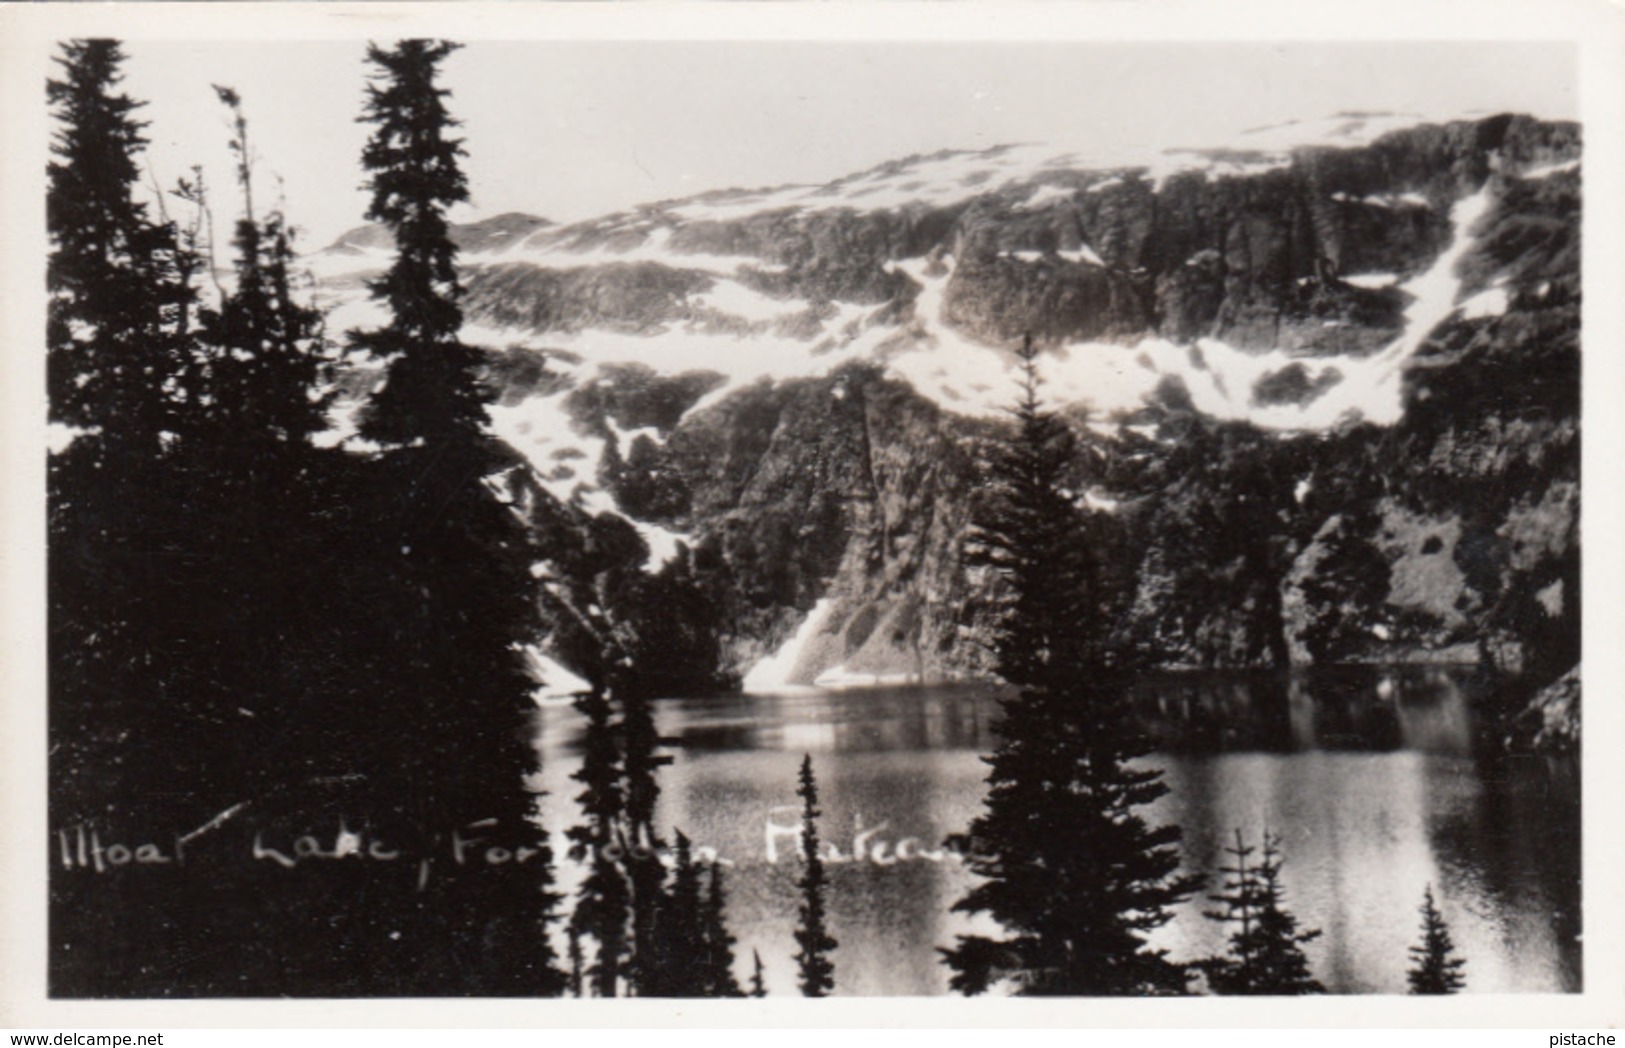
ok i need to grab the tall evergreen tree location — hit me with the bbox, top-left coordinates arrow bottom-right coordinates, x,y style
644,829 -> 705,997
195,86 -> 329,457
46,38 -> 212,852
1407,885 -> 1467,994
620,683 -> 674,996
346,38 -> 562,996
47,42 -> 201,996
942,335 -> 1200,996
47,39 -> 191,459
1202,830 -> 1324,995
700,860 -> 745,997
568,688 -> 631,996
352,39 -> 486,451
794,755 -> 837,997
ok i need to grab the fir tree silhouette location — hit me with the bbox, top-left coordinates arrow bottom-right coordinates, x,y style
1407,885 -> 1466,994
1202,829 -> 1324,995
620,682 -> 674,996
941,335 -> 1200,996
46,40 -> 219,995
345,38 -> 563,995
653,830 -> 707,997
47,39 -> 192,461
567,688 -> 631,996
353,41 -> 487,451
196,86 -> 329,456
700,860 -> 745,997
794,755 -> 837,997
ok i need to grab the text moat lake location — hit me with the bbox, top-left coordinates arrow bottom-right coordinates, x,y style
533,665 -> 1580,996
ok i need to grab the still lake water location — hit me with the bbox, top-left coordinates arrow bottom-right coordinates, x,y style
532,666 -> 1580,996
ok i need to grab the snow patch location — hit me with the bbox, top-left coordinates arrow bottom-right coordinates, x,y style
1059,244 -> 1105,266
811,665 -> 923,690
1082,490 -> 1120,513
1332,191 -> 1429,210
1343,272 -> 1399,289
691,278 -> 801,323
743,598 -> 836,693
1521,158 -> 1580,179
1460,286 -> 1508,320
1237,111 -> 1435,152
525,646 -> 592,704
631,519 -> 688,572
607,418 -> 664,451
1017,183 -> 1076,210
489,229 -> 778,281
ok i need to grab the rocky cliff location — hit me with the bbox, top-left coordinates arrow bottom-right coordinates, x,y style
313,111 -> 1581,734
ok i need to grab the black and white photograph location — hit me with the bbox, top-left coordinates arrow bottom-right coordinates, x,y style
1,0 -> 1620,1027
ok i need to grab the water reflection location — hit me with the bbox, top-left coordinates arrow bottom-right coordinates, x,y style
532,667 -> 1579,995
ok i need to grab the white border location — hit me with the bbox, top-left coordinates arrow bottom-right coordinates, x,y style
2,0 -> 1622,1030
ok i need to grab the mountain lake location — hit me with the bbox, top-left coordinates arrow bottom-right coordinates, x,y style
531,665 -> 1579,996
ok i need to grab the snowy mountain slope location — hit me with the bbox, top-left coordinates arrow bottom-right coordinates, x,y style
309,112 -> 1580,706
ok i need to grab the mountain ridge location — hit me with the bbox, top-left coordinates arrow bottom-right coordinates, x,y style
309,112 -> 1580,746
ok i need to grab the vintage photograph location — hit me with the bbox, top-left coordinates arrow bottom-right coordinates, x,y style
24,22 -> 1585,1005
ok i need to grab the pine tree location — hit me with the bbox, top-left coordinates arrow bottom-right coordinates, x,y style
352,39 -> 486,451
47,41 -> 208,996
196,86 -> 329,457
1407,885 -> 1466,994
794,755 -> 837,997
47,39 -> 191,459
621,683 -> 674,996
645,829 -> 705,997
46,38 -> 217,850
346,38 -> 563,996
1202,829 -> 1324,995
567,688 -> 631,997
941,335 -> 1200,996
700,860 -> 745,997
750,948 -> 768,998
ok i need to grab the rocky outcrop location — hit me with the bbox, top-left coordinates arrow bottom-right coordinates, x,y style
1506,664 -> 1579,752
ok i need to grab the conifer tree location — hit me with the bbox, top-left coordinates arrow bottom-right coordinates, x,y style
196,86 -> 329,458
700,860 -> 745,997
621,684 -> 673,996
942,335 -> 1199,996
46,38 -> 210,851
347,38 -> 562,996
568,688 -> 631,996
645,829 -> 705,997
47,39 -> 191,460
1202,830 -> 1324,995
1407,885 -> 1467,994
352,39 -> 486,451
794,755 -> 837,997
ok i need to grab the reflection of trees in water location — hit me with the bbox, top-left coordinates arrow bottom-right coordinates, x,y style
1423,749 -> 1580,992
656,686 -> 1000,755
542,668 -> 1492,760
657,753 -> 971,995
1127,666 -> 1490,755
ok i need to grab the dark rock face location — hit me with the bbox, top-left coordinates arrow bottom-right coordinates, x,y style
464,262 -> 713,335
318,114 -> 1581,741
